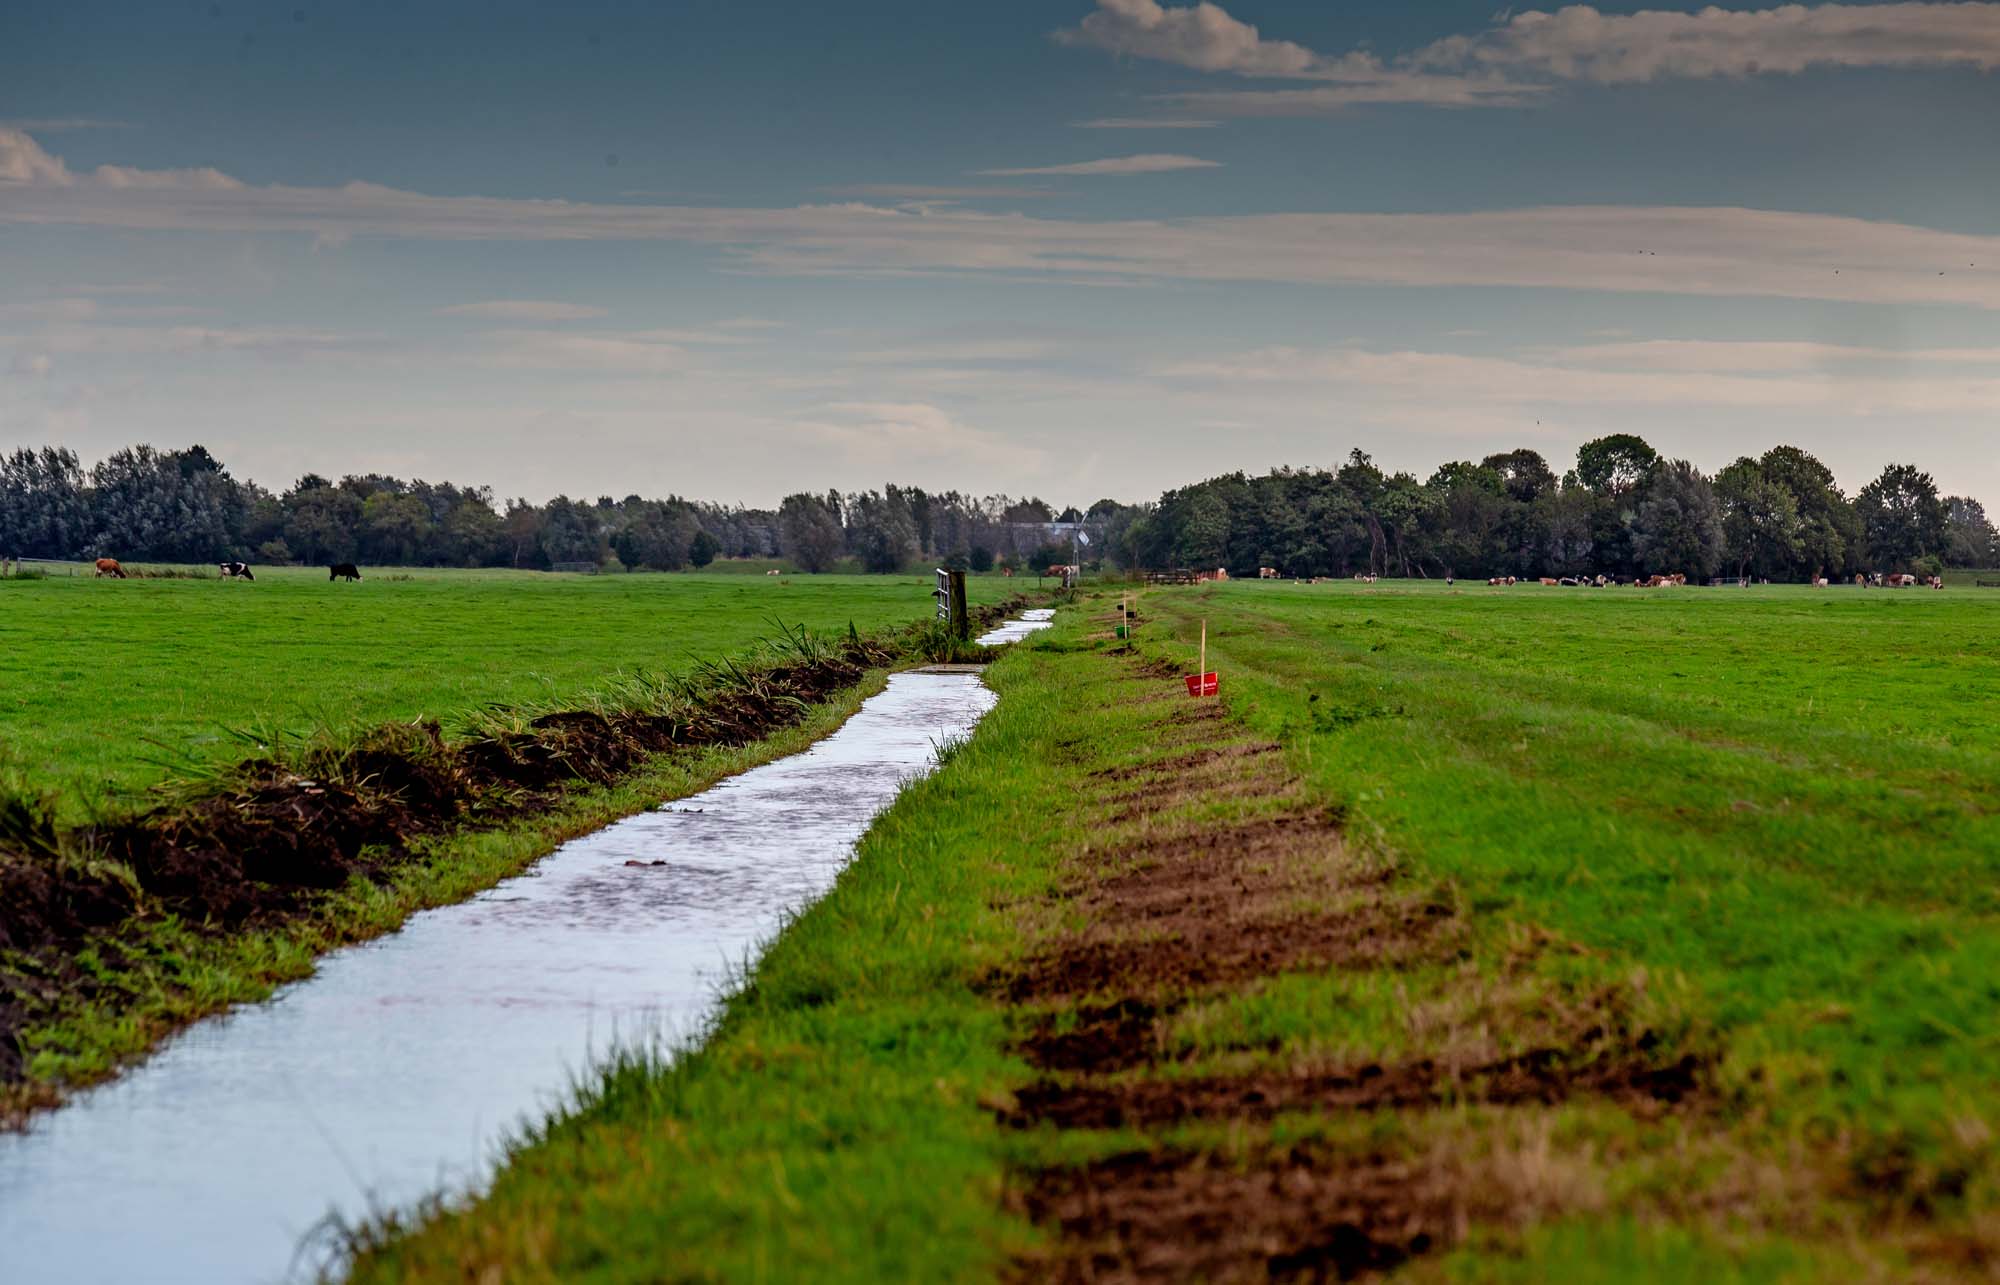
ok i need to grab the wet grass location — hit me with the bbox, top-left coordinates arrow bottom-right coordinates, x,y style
0,567 -> 1008,821
346,585 -> 2000,1282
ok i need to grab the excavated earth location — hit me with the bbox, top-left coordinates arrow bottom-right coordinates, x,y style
996,658 -> 1709,1283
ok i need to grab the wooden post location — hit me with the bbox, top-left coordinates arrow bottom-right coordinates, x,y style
949,569 -> 969,640
1200,618 -> 1206,679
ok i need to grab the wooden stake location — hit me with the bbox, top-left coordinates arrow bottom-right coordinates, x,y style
1200,617 -> 1207,679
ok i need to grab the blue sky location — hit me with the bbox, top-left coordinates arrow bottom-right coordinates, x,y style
2,0 -> 1997,506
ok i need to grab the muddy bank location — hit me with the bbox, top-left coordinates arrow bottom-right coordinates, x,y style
1,599 -> 1031,1114
0,667 -> 1003,1285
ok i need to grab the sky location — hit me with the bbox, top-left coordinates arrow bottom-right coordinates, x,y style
1,0 -> 1997,508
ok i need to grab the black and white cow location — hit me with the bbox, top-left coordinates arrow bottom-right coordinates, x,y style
219,561 -> 255,581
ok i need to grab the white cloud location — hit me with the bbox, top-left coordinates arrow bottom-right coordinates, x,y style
11,353 -> 54,378
3,130 -> 1997,310
1055,0 -> 1321,75
437,300 -> 609,321
1,127 -> 241,189
974,153 -> 1221,176
1415,3 -> 2000,83
1056,1 -> 2000,114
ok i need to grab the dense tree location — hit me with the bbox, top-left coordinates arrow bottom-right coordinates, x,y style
1715,458 -> 1804,580
1856,463 -> 1948,570
1631,460 -> 1725,579
1943,496 -> 1998,567
282,482 -> 362,564
537,496 -> 604,567
844,490 -> 919,574
1574,434 -> 1660,498
0,447 -> 90,558
777,492 -> 846,573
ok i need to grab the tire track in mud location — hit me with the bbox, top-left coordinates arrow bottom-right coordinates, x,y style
994,655 -> 1707,1283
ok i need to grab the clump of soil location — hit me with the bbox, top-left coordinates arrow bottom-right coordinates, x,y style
1015,1145 -> 1464,1283
997,650 -> 1708,1280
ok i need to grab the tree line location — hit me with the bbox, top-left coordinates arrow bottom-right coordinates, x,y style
0,436 -> 1992,580
1105,437 -> 1997,582
0,444 -> 1081,573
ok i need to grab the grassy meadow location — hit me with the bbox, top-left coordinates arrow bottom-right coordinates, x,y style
0,566 -> 1007,819
347,579 -> 2000,1282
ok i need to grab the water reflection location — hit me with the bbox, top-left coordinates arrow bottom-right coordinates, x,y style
0,666 -> 1002,1284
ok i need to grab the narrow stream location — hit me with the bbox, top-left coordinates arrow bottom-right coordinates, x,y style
0,610 -> 1051,1284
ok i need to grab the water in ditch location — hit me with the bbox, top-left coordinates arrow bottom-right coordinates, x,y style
0,610 -> 1051,1284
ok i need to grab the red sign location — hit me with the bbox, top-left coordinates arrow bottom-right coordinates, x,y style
1185,671 -> 1219,698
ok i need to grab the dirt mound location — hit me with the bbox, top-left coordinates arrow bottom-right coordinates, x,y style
1002,811 -> 1462,1003
1006,1044 -> 1704,1131
1015,1145 -> 1460,1283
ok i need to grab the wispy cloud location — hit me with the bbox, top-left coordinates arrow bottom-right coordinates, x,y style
1545,338 -> 2000,371
973,153 -> 1221,176
0,118 -> 132,132
820,183 -> 1056,200
4,130 -> 1997,310
1071,117 -> 1221,129
1152,341 -> 2000,417
1056,1 -> 2000,114
797,401 -> 1045,473
436,300 -> 609,321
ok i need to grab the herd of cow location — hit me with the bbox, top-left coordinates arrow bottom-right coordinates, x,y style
90,558 -> 364,582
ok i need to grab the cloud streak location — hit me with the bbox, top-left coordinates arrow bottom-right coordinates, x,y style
4,130 -> 1998,310
973,153 -> 1222,175
1056,1 -> 2000,113
436,300 -> 609,321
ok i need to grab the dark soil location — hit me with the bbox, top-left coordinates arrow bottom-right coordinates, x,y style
1015,1145 -> 1464,1284
999,651 -> 1707,1280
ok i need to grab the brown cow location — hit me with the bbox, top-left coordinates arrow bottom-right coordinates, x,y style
94,558 -> 127,579
1539,577 -> 1559,586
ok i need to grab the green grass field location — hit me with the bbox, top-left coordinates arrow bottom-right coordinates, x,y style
347,579 -> 2000,1282
0,567 -> 1006,819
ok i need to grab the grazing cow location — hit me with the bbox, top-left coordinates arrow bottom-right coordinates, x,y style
1539,577 -> 1559,586
1558,577 -> 1581,587
218,561 -> 255,581
1258,566 -> 1280,579
765,568 -> 781,576
94,557 -> 126,579
1885,573 -> 1919,588
1814,577 -> 1830,588
1593,575 -> 1609,587
328,563 -> 362,582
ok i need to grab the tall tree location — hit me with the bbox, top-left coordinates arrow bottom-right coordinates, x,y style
777,492 -> 846,573
1943,496 -> 1999,567
1715,458 -> 1804,580
1856,463 -> 1947,570
0,447 -> 90,558
1632,459 -> 1725,579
